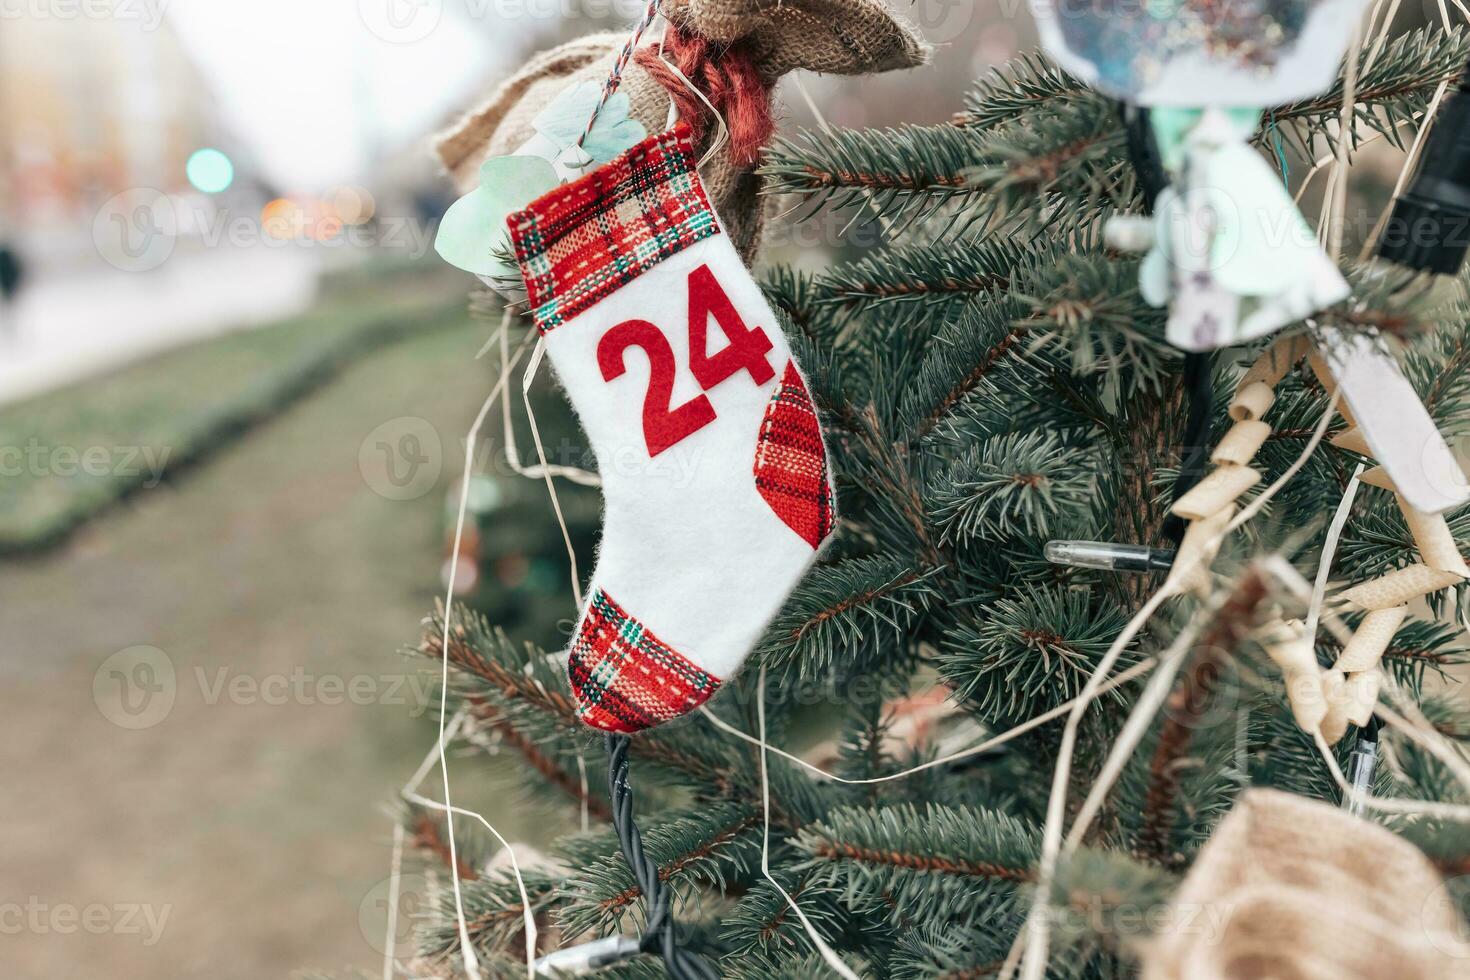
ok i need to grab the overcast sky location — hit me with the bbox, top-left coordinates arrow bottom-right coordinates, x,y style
164,1 -> 516,190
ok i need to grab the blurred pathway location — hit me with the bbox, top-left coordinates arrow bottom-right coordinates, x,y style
0,247 -> 320,407
0,315 -> 567,979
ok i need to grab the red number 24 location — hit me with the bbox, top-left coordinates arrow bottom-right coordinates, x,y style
597,264 -> 775,457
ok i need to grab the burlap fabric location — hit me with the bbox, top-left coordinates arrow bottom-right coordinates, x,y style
434,0 -> 927,263
1141,789 -> 1470,980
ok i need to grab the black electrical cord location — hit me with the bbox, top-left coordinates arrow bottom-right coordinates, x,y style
1376,58 -> 1470,274
1119,102 -> 1216,550
1163,352 -> 1216,548
605,734 -> 720,980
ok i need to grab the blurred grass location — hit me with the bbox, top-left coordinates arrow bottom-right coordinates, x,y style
0,267 -> 469,555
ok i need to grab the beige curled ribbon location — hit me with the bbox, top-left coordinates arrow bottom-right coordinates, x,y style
1166,335 -> 1306,597
1171,336 -> 1469,745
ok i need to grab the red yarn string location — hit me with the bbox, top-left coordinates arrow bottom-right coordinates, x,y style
633,27 -> 775,168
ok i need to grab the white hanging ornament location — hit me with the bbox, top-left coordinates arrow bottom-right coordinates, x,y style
1025,0 -> 1368,352
1111,108 -> 1350,351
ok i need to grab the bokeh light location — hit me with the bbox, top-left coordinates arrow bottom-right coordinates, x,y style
185,148 -> 235,194
260,198 -> 298,239
328,186 -> 376,226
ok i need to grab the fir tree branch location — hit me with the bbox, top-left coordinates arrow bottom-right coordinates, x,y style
1270,26 -> 1469,153
596,813 -> 763,915
956,54 -> 1092,130
918,328 -> 1026,439
1135,570 -> 1270,866
420,608 -> 579,723
799,804 -> 1039,883
807,840 -> 1032,882
482,706 -> 613,822
412,812 -> 481,881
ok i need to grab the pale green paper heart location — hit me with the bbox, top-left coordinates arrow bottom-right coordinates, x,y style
433,155 -> 557,277
533,83 -> 646,162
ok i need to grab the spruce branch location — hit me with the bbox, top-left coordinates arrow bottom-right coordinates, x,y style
798,804 -> 1040,934
758,557 -> 940,680
810,239 -> 1031,334
1134,569 -> 1270,867
481,706 -> 613,822
956,54 -> 1093,131
929,432 -> 1099,543
799,804 -> 1036,881
411,810 -> 482,882
419,605 -> 579,724
1271,26 -> 1469,154
939,587 -> 1140,725
556,803 -> 764,937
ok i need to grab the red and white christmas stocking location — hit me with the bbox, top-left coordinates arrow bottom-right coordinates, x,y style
508,124 -> 836,734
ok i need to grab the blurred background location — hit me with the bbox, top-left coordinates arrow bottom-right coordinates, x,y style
0,1 -> 1429,978
0,2 -> 1021,978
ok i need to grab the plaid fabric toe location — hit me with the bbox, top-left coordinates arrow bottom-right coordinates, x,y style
754,361 -> 836,549
567,590 -> 720,734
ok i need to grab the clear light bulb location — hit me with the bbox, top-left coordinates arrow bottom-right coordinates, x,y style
1044,540 -> 1175,572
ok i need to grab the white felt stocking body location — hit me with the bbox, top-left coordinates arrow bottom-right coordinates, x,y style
509,124 -> 836,733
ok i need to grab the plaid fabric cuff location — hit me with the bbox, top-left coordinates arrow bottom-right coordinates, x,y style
507,123 -> 720,334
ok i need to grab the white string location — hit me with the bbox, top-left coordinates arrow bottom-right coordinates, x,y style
383,820 -> 406,980
1361,0 -> 1402,75
1062,608 -> 1213,853
521,337 -> 584,608
1307,464 -> 1365,641
656,22 -> 730,168
436,386 -> 498,980
1328,23 -> 1363,262
1015,390 -> 1341,980
1376,672 -> 1470,796
1242,562 -> 1470,817
403,791 -> 541,959
1212,643 -> 1470,822
1065,450 -> 1362,856
500,316 -> 602,487
755,666 -> 862,980
383,711 -> 467,977
698,657 -> 1158,785
576,749 -> 591,833
1315,729 -> 1470,819
426,308 -> 552,980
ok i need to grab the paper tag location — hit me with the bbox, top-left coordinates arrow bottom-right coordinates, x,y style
1318,327 -> 1470,514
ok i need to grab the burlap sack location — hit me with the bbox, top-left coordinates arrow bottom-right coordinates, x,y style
435,0 -> 927,263
1141,789 -> 1470,980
